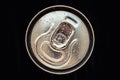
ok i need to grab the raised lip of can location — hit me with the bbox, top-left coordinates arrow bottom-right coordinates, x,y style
25,5 -> 95,75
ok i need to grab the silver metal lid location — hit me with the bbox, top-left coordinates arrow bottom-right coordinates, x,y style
25,5 -> 95,74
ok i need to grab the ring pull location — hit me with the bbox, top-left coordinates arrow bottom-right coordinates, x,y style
50,16 -> 78,50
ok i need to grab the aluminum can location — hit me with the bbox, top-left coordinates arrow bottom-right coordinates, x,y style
25,5 -> 95,74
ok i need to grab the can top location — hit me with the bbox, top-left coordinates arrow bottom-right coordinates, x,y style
25,5 -> 95,74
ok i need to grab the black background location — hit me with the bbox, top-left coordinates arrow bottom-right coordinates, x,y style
7,0 -> 117,80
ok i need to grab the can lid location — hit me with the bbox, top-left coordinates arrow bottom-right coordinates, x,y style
25,5 -> 95,74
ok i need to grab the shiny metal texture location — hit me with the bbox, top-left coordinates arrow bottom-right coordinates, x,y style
25,5 -> 95,74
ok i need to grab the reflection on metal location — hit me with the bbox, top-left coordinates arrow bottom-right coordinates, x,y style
25,5 -> 95,74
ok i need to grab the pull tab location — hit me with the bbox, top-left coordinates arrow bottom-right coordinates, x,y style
50,16 -> 78,50
65,16 -> 78,28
